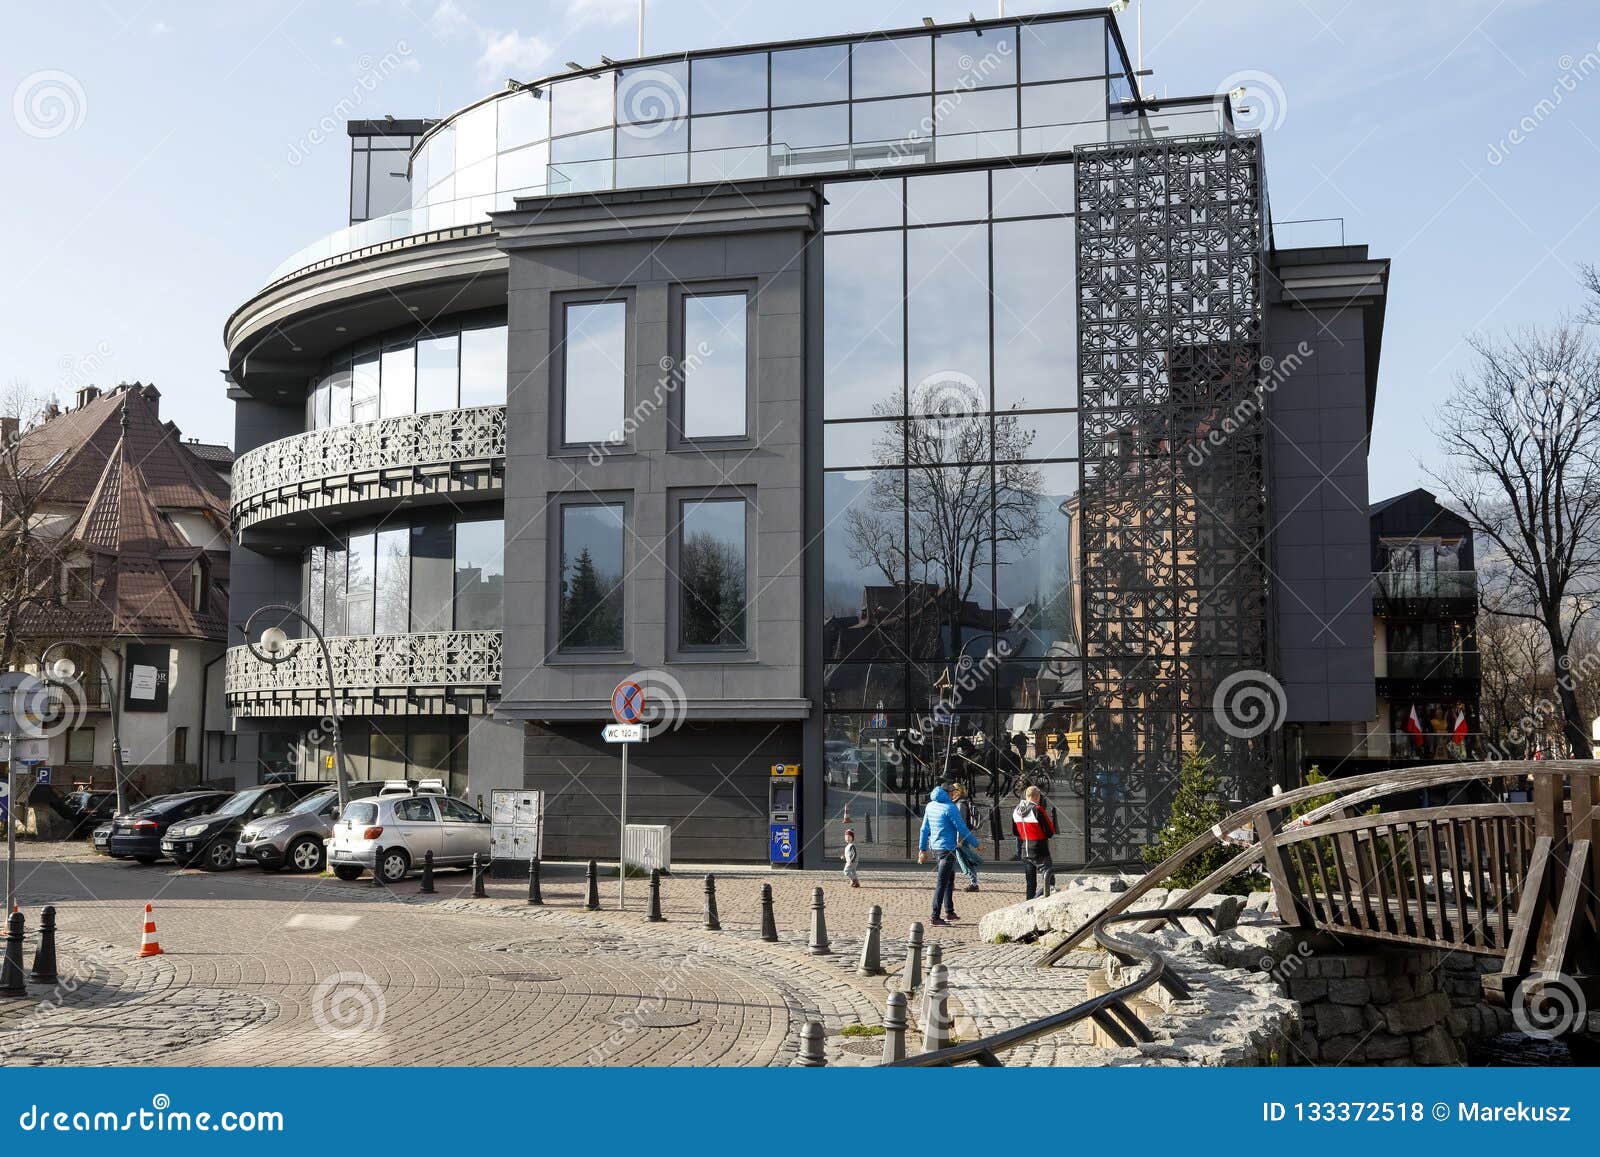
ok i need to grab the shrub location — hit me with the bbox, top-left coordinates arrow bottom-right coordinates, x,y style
1141,747 -> 1252,894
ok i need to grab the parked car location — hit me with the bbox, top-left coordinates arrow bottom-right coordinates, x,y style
825,741 -> 861,788
54,789 -> 117,838
161,782 -> 327,871
91,820 -> 114,855
106,791 -> 232,863
327,792 -> 492,883
236,781 -> 384,873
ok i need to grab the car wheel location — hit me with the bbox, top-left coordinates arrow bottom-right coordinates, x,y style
133,855 -> 158,865
203,841 -> 237,871
287,836 -> 325,874
332,865 -> 363,881
378,847 -> 411,883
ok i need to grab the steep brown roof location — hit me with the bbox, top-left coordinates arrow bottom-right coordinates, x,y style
14,383 -> 231,642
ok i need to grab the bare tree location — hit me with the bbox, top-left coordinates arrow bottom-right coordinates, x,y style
1476,609 -> 1561,756
1431,327 -> 1600,757
0,380 -> 70,670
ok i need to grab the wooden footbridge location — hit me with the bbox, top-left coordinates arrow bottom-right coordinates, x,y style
1043,760 -> 1600,1022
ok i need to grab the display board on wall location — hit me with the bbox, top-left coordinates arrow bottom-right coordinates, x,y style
123,644 -> 170,713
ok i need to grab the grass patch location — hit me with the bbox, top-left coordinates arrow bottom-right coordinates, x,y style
840,1024 -> 885,1038
992,933 -> 1011,944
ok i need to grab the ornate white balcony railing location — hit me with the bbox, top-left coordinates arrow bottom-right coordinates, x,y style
225,630 -> 502,699
231,405 -> 506,526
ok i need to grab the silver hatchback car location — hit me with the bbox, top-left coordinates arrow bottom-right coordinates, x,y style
327,792 -> 492,883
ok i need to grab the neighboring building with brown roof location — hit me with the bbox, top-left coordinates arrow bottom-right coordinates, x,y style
10,383 -> 235,789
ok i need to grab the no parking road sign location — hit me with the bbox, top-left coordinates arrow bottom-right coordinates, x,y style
612,680 -> 645,724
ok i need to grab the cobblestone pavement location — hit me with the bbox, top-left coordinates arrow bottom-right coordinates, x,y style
0,843 -> 1104,1067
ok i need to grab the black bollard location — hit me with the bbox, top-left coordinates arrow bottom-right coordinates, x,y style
471,852 -> 487,898
0,912 -> 26,996
905,921 -> 925,992
797,1020 -> 826,1067
585,859 -> 600,910
989,802 -> 1002,847
419,850 -> 435,895
371,844 -> 386,888
857,904 -> 884,976
864,813 -> 873,843
807,886 -> 831,954
703,874 -> 720,931
30,905 -> 58,984
527,856 -> 543,906
759,883 -> 778,942
647,868 -> 665,922
927,941 -> 942,971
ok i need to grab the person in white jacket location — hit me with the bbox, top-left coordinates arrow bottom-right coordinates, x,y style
842,828 -> 860,887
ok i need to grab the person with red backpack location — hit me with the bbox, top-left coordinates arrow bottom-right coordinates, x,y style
1012,786 -> 1057,900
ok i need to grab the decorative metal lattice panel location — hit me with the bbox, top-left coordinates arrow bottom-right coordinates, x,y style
1075,134 -> 1274,865
225,630 -> 502,717
231,405 -> 506,529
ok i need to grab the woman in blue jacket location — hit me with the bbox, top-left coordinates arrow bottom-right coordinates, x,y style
918,782 -> 981,926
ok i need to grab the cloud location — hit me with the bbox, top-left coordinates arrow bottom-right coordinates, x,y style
478,30 -> 552,81
564,0 -> 637,30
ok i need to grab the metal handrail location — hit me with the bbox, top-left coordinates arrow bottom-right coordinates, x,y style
887,906 -> 1209,1067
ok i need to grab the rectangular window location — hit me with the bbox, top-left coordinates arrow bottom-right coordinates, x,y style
380,343 -> 415,419
323,541 -> 348,635
771,44 -> 848,106
67,727 -> 95,763
328,366 -> 354,427
374,526 -> 411,634
62,563 -> 92,604
852,36 -> 932,99
561,300 -> 628,446
410,518 -> 454,633
304,547 -> 326,633
350,354 -> 380,424
678,497 -> 748,650
459,324 -> 507,408
681,292 -> 748,439
173,727 -> 188,765
454,518 -> 504,630
558,503 -> 626,651
415,333 -> 460,414
344,530 -> 376,635
690,52 -> 768,115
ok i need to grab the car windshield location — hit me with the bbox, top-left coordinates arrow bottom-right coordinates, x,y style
290,790 -> 337,815
342,801 -> 379,825
148,795 -> 205,815
212,790 -> 265,818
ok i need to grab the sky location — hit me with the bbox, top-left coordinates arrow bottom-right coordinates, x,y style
2,0 -> 1598,502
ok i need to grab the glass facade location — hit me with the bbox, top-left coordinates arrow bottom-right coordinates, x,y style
300,515 -> 504,637
678,497 -> 749,649
305,315 -> 507,431
294,718 -> 470,798
680,292 -> 748,439
561,300 -> 628,445
821,160 -> 1083,863
558,503 -> 626,651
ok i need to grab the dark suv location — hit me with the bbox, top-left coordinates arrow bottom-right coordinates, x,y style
161,782 -> 328,870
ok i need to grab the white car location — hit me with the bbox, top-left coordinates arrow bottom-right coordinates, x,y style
327,792 -> 492,883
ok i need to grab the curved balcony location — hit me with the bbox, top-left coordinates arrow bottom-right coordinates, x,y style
225,630 -> 501,719
231,406 -> 506,535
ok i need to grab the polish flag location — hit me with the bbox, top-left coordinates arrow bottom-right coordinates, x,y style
1405,705 -> 1425,748
1451,708 -> 1469,743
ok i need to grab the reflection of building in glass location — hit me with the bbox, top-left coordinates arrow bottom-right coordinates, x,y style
227,9 -> 1393,866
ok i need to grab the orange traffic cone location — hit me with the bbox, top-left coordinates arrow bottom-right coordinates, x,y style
138,903 -> 162,957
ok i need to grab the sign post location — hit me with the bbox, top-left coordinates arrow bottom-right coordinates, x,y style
610,681 -> 646,911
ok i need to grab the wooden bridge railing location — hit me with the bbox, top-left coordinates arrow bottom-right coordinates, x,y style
1040,761 -> 1600,1023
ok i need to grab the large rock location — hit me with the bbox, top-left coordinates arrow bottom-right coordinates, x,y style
977,875 -> 1159,943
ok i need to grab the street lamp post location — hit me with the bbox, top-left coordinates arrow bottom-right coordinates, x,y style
241,604 -> 349,812
38,642 -> 129,817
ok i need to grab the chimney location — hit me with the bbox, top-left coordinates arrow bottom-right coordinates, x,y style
0,417 -> 17,448
75,385 -> 100,410
142,383 -> 161,415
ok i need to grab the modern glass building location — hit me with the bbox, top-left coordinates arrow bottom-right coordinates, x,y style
224,8 -> 1391,866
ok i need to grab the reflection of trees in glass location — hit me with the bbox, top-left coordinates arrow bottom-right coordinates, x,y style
680,533 -> 747,647
844,393 -> 1044,657
560,547 -> 623,648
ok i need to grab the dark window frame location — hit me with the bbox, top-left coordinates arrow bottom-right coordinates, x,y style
551,289 -> 636,455
549,494 -> 632,659
667,279 -> 757,449
667,487 -> 755,659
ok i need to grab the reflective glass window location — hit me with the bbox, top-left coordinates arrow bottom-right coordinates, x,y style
497,141 -> 549,193
328,366 -> 353,427
823,421 -> 902,469
906,170 -> 988,225
691,52 -> 767,114
379,343 -> 415,418
550,75 -> 615,136
1008,410 -> 1079,461
852,36 -> 931,99
1020,17 -> 1108,82
454,518 -> 504,630
992,162 -> 1074,217
559,503 -> 626,651
410,518 -> 453,633
305,547 -> 325,632
934,27 -> 1018,89
374,527 -> 410,634
459,324 -> 507,408
822,470 -> 905,650
852,96 -> 931,147
682,293 -> 748,439
618,117 -> 687,157
618,62 -> 689,124
497,89 -> 548,151
351,354 -> 380,424
907,225 -> 989,407
324,541 -> 347,635
994,216 -> 1077,411
454,103 -> 497,168
551,128 -> 613,164
691,111 -> 766,151
823,178 -> 902,231
771,44 -> 848,106
562,301 -> 628,445
416,334 -> 459,413
772,105 -> 849,152
993,460 -> 1079,652
345,530 -> 376,635
678,497 -> 748,649
933,86 -> 1018,155
617,152 -> 689,188
824,230 -> 903,419
906,464 -> 995,657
